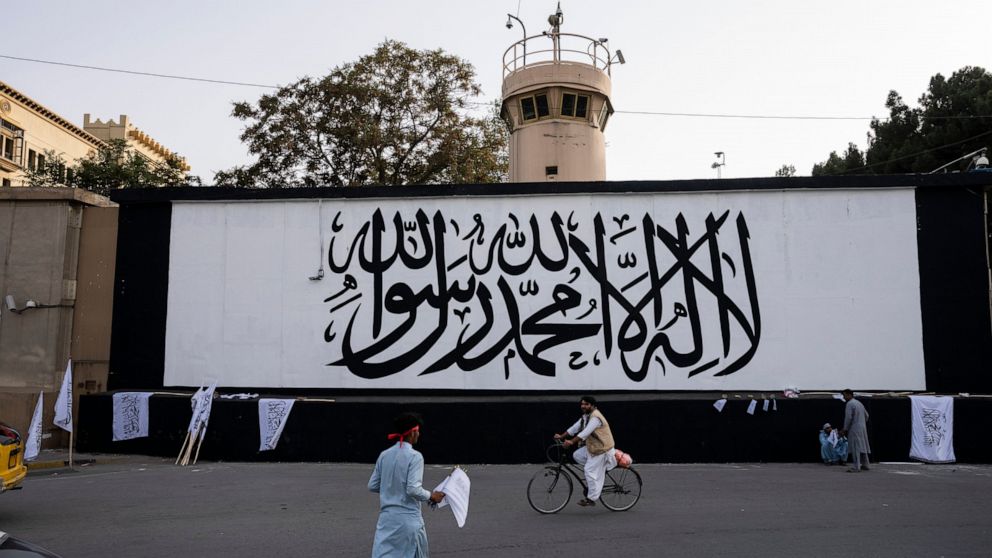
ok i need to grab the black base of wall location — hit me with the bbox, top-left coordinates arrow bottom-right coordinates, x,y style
77,394 -> 992,464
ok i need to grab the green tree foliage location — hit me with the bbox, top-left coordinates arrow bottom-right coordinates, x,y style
25,139 -> 198,196
216,40 -> 508,188
812,66 -> 992,175
811,143 -> 866,176
774,164 -> 797,177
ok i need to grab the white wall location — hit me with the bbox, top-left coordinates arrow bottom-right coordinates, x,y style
164,188 -> 925,391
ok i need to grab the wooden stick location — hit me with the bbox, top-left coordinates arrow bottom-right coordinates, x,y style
192,427 -> 206,465
181,430 -> 198,466
176,431 -> 191,465
68,430 -> 74,471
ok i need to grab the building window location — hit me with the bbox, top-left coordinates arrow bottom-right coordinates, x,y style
28,149 -> 36,171
561,92 -> 590,119
1,178 -> 10,187
0,118 -> 23,164
37,153 -> 45,170
519,91 -> 551,122
599,104 -> 610,130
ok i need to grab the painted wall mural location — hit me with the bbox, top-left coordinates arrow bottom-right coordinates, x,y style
164,189 -> 926,390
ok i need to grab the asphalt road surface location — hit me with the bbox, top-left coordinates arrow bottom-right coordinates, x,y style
1,458 -> 990,557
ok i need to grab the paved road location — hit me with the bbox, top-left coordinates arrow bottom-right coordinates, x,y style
1,458 -> 990,557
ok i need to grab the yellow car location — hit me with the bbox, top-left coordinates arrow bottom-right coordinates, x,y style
0,421 -> 27,493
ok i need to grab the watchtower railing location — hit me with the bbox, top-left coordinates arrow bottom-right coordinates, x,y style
503,33 -> 614,78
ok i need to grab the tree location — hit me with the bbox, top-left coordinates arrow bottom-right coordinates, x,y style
774,164 -> 796,177
216,40 -> 508,188
812,66 -> 992,175
25,139 -> 198,196
811,143 -> 866,176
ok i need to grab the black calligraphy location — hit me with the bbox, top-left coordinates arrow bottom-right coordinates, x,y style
323,208 -> 761,383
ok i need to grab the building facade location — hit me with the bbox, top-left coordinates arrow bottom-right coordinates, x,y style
0,79 -> 187,188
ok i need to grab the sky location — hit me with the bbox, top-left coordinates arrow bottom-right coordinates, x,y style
3,0 -> 990,182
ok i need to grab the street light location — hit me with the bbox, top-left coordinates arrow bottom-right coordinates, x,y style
505,13 -> 527,66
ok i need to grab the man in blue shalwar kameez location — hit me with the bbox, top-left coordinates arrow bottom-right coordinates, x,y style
368,413 -> 445,558
819,423 -> 848,465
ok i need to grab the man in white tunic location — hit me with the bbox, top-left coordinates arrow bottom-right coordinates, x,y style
555,396 -> 617,507
368,413 -> 445,557
840,389 -> 871,472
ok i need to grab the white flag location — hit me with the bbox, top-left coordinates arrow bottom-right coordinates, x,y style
258,399 -> 295,451
909,395 -> 956,463
53,359 -> 73,433
187,383 -> 217,435
187,386 -> 206,434
24,392 -> 43,462
433,467 -> 471,528
112,392 -> 153,441
746,400 -> 757,415
713,399 -> 727,412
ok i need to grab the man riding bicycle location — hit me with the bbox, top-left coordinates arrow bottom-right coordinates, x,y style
554,395 -> 618,507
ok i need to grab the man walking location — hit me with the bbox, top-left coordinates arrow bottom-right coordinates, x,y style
840,389 -> 871,472
555,396 -> 617,507
368,413 -> 445,557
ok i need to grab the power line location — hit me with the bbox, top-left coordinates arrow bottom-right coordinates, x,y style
4,53 -> 992,122
0,54 -> 278,89
615,110 -> 873,121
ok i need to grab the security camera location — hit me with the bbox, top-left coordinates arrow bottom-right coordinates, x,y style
506,20 -> 513,29
715,151 -> 724,157
3,295 -> 15,312
615,50 -> 626,64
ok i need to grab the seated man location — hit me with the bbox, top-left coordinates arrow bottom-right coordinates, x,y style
819,422 -> 848,465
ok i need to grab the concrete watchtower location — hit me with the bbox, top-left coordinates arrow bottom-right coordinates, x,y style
501,4 -> 623,183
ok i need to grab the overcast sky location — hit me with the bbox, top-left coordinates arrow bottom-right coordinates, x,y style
4,0 -> 990,182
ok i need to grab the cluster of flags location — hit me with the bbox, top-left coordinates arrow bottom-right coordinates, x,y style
103,385 -> 298,464
24,359 -> 74,462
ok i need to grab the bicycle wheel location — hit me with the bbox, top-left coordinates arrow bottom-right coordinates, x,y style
527,466 -> 573,514
599,466 -> 642,511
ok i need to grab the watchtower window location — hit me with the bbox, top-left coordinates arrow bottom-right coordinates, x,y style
561,92 -> 590,119
520,92 -> 551,122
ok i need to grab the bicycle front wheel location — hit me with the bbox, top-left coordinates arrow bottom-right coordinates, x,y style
527,467 -> 573,514
599,467 -> 642,511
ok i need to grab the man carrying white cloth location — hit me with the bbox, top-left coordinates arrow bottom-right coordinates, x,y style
555,396 -> 618,507
368,413 -> 445,557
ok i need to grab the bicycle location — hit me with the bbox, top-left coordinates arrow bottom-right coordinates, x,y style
527,440 -> 642,513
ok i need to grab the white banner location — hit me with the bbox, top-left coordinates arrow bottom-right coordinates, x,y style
164,189 -> 925,390
258,399 -> 295,451
24,392 -> 43,462
112,392 -> 153,441
909,395 -> 955,463
53,359 -> 73,433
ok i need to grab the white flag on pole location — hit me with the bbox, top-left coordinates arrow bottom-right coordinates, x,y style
258,399 -> 295,451
433,467 -> 471,528
186,383 -> 217,435
53,359 -> 73,433
24,392 -> 43,462
112,392 -> 153,441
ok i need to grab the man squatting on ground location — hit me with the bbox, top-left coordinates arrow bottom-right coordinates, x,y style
555,396 -> 618,507
368,413 -> 445,558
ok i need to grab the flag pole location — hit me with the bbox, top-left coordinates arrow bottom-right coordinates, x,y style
176,432 -> 191,465
68,430 -> 74,470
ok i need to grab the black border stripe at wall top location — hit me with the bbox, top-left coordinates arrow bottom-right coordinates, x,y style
109,173 -> 992,204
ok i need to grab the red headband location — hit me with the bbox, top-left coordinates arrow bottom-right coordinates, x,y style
388,425 -> 420,446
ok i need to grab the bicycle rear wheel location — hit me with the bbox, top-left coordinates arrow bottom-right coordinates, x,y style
527,467 -> 573,514
599,467 -> 642,511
